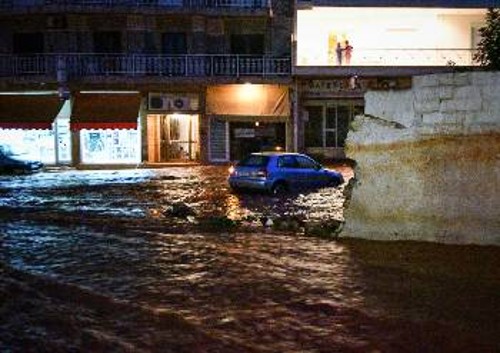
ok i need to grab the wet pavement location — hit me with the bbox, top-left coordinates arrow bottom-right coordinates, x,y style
1,166 -> 499,352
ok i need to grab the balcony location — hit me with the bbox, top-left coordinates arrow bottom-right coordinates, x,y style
297,48 -> 479,67
0,0 -> 268,10
0,54 -> 291,79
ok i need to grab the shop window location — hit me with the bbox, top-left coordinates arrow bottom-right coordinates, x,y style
13,33 -> 44,54
80,129 -> 140,164
305,102 -> 363,148
325,106 -> 337,147
304,106 -> 323,148
162,33 -> 187,54
336,105 -> 353,147
230,34 -> 264,55
0,129 -> 55,164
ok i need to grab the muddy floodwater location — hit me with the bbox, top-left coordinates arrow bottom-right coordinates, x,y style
1,166 -> 499,353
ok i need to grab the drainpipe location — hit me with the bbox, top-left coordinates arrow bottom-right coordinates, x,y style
293,80 -> 299,152
292,0 -> 298,152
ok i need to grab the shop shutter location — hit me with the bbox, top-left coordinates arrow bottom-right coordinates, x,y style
209,118 -> 228,161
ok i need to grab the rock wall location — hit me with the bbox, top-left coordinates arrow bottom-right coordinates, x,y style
342,72 -> 500,245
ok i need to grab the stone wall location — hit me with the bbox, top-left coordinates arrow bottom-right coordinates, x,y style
342,71 -> 500,245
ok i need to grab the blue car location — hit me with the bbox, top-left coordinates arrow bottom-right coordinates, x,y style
228,152 -> 344,195
0,145 -> 44,174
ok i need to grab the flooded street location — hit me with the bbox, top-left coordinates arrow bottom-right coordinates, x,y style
1,166 -> 499,352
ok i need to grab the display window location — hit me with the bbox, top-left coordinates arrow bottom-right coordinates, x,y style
304,100 -> 364,149
0,129 -> 56,164
80,129 -> 140,164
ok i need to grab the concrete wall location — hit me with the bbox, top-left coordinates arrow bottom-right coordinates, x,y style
342,71 -> 500,245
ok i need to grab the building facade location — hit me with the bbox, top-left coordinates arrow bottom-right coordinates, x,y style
0,0 -> 292,166
293,0 -> 495,159
0,0 -> 496,165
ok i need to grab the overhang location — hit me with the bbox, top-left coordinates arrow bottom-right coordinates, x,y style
306,0 -> 497,8
0,94 -> 63,130
71,93 -> 141,131
206,84 -> 290,118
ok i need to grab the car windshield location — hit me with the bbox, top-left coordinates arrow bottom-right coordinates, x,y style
238,155 -> 269,167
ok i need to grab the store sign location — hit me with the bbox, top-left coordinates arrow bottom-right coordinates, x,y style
301,79 -> 366,98
234,128 -> 255,138
301,77 -> 411,98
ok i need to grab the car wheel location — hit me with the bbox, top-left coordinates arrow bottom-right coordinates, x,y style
330,175 -> 344,187
271,181 -> 287,196
230,186 -> 242,194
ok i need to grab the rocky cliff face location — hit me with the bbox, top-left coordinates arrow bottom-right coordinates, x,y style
342,72 -> 500,245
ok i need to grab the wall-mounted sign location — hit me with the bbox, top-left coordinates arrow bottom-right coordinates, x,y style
300,77 -> 411,98
234,128 -> 255,138
300,78 -> 366,98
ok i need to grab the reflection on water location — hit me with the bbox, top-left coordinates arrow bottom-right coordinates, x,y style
0,165 -> 350,229
1,166 -> 499,352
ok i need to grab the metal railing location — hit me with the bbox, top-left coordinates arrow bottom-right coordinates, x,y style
0,0 -> 267,9
0,54 -> 291,78
297,49 -> 479,67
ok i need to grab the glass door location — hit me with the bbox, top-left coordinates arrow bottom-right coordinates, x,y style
163,114 -> 199,162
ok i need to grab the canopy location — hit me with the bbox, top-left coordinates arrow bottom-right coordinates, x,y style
206,84 -> 290,118
0,94 -> 63,129
71,93 -> 141,131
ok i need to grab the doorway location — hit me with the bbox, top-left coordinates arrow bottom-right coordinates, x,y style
229,122 -> 285,161
147,114 -> 199,163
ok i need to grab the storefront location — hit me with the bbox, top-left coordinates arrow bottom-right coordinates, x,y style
145,93 -> 200,163
70,92 -> 142,165
299,77 -> 411,159
206,84 -> 290,162
0,93 -> 70,165
299,78 -> 364,159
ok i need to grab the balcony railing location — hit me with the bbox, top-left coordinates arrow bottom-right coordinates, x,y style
0,54 -> 291,78
297,49 -> 479,67
0,0 -> 267,9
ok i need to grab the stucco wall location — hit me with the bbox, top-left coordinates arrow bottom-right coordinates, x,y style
342,71 -> 500,245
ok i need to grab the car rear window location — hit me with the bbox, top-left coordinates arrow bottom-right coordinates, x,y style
238,155 -> 269,167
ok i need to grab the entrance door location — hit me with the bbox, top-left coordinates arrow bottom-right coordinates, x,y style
147,114 -> 199,163
229,122 -> 286,161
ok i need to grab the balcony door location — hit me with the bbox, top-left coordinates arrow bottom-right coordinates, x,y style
162,33 -> 187,54
13,33 -> 44,54
230,34 -> 264,55
94,31 -> 122,53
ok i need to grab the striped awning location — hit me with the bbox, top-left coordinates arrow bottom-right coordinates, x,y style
71,93 -> 141,131
0,94 -> 63,130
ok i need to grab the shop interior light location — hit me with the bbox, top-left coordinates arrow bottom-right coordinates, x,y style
79,91 -> 140,94
0,91 -> 58,95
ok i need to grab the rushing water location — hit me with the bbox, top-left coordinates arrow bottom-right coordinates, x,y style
1,166 -> 499,353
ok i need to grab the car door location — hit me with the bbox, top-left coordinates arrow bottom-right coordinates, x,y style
276,155 -> 301,189
295,155 -> 326,188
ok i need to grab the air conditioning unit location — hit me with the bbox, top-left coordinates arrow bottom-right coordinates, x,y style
148,93 -> 168,110
170,97 -> 190,111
